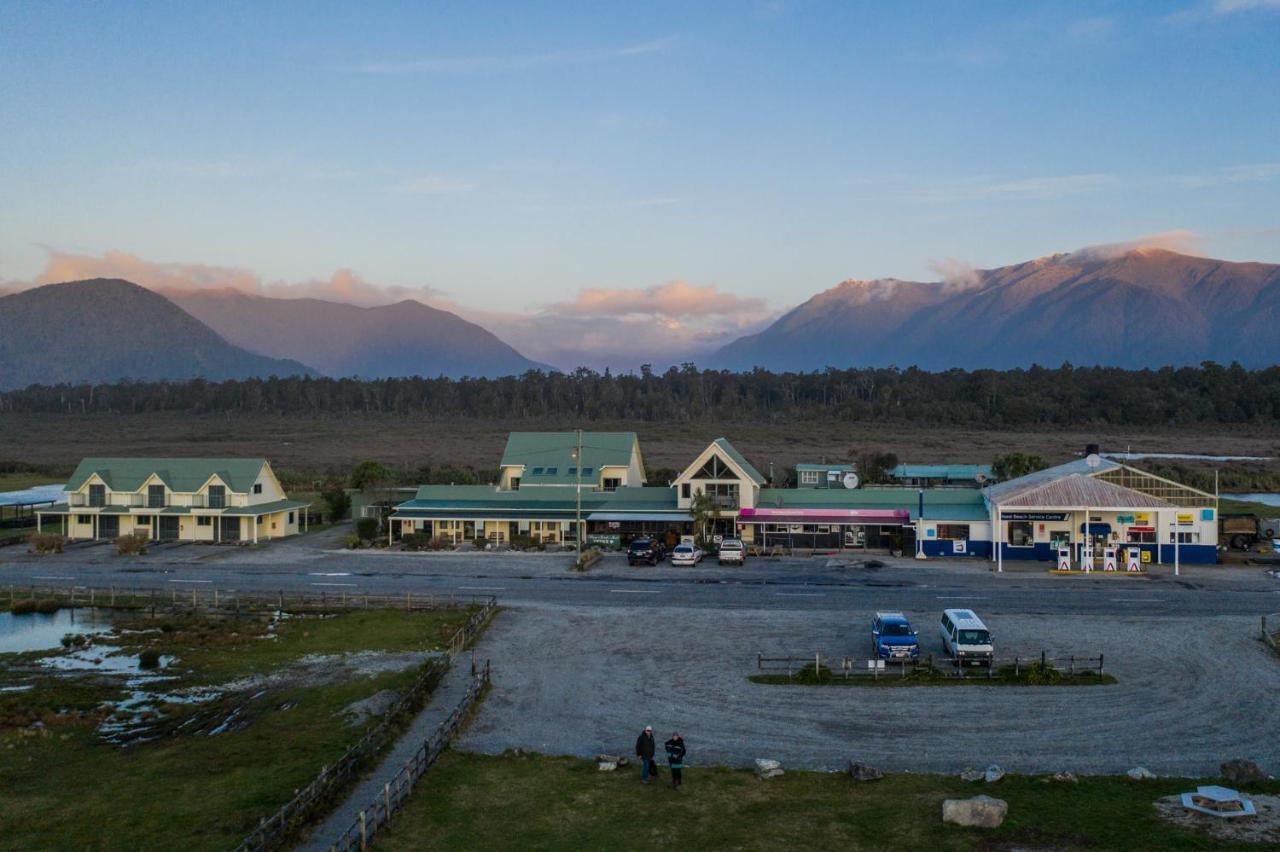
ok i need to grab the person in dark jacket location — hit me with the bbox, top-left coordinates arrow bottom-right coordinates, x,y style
635,726 -> 656,783
664,732 -> 686,789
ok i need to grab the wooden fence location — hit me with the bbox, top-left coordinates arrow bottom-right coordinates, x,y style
231,596 -> 496,852
758,651 -> 1105,680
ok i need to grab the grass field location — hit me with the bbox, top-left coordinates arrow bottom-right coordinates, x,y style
3,412 -> 1278,481
377,752 -> 1276,851
0,606 -> 477,851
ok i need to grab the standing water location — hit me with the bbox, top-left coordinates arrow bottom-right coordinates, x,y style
0,608 -> 115,654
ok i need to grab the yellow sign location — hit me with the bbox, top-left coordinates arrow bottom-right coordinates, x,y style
1176,512 -> 1194,524
1141,549 -> 1152,563
1134,512 -> 1149,525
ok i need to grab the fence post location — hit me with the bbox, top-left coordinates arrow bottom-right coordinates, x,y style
360,810 -> 367,851
384,782 -> 391,825
192,588 -> 197,609
815,651 -> 820,681
1014,656 -> 1019,677
279,590 -> 284,611
1041,650 -> 1046,669
1069,655 -> 1075,676
1099,653 -> 1104,677
90,587 -> 95,607
1264,615 -> 1268,642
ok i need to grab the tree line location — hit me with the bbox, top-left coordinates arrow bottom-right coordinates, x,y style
2,362 -> 1280,427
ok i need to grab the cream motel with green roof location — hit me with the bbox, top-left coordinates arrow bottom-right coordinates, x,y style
36,458 -> 309,543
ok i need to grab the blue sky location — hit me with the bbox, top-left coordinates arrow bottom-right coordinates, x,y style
2,1 -> 1278,366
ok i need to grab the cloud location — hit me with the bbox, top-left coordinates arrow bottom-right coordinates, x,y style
1067,230 -> 1206,261
388,175 -> 474,195
913,173 -> 1120,203
1162,162 -> 1280,189
928,258 -> 983,293
27,249 -> 446,307
349,36 -> 677,75
547,280 -> 767,322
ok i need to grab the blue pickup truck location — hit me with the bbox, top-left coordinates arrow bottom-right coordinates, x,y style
871,611 -> 920,660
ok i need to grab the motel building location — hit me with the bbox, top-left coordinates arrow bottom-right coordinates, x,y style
36,458 -> 310,544
390,432 -> 1219,565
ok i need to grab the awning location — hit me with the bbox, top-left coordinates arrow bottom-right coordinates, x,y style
738,508 -> 910,525
586,511 -> 690,523
1079,522 -> 1112,535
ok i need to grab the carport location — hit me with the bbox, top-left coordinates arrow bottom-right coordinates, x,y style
737,508 -> 910,550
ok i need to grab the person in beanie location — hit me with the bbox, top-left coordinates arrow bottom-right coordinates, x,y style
664,732 -> 686,789
635,726 -> 657,784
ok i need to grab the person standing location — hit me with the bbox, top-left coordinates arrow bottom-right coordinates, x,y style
635,725 -> 656,784
664,732 -> 686,789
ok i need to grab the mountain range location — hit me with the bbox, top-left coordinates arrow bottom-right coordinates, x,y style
0,279 -> 314,390
2,248 -> 1278,389
712,248 -> 1280,371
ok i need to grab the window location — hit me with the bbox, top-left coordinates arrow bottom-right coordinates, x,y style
88,484 -> 106,507
288,512 -> 295,524
581,467 -> 594,476
532,467 -> 545,475
147,484 -> 165,508
800,470 -> 820,485
253,483 -> 263,494
510,477 -> 521,491
136,515 -> 151,525
257,515 -> 265,524
1005,521 -> 1033,547
1126,529 -> 1156,544
1173,531 -> 1200,544
938,524 -> 972,541
197,516 -> 212,527
568,467 -> 577,475
545,467 -> 558,476
208,485 -> 226,509
602,477 -> 621,492
77,514 -> 91,525
692,454 -> 734,479
681,483 -> 691,499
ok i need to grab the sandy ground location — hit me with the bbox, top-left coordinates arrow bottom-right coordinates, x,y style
456,604 -> 1280,777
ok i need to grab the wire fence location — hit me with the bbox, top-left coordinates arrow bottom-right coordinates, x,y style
231,596 -> 496,852
757,651 -> 1105,680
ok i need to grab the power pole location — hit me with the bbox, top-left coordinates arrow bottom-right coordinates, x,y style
575,428 -> 583,561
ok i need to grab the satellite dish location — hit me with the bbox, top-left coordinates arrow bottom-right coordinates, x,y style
975,473 -> 988,485
1085,453 -> 1102,469
842,472 -> 859,489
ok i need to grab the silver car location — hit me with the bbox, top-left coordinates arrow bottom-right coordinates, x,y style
717,538 -> 746,565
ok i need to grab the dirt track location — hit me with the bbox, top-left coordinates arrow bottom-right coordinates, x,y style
458,604 -> 1280,776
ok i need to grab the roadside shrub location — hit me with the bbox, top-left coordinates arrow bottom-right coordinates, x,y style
35,599 -> 60,614
792,662 -> 834,684
138,649 -> 161,670
355,517 -> 380,541
573,547 -> 603,571
510,533 -> 543,551
1018,660 -> 1063,685
401,533 -> 427,551
472,536 -> 489,550
321,483 -> 351,523
27,533 -> 65,555
345,534 -> 361,549
10,599 -> 37,615
114,531 -> 150,556
428,535 -> 451,550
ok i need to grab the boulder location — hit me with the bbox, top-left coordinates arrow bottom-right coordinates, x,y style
848,762 -> 884,782
1221,758 -> 1268,785
942,795 -> 1008,828
1127,767 -> 1156,780
755,758 -> 785,780
984,764 -> 1005,783
959,768 -> 984,782
1050,771 -> 1079,784
597,760 -> 618,772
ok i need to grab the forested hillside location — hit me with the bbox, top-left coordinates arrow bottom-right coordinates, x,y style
3,363 -> 1279,429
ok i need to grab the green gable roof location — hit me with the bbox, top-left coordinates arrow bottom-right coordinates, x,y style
398,484 -> 677,515
889,464 -> 993,482
710,438 -> 766,485
499,432 -> 639,485
795,463 -> 856,472
67,458 -> 269,494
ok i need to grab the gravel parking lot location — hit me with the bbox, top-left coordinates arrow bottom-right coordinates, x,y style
459,603 -> 1280,776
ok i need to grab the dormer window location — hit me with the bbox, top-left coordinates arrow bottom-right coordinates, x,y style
89,484 -> 106,507
148,484 -> 166,508
208,485 -> 226,509
510,477 -> 521,491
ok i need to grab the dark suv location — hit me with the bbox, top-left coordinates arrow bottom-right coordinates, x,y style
627,537 -> 665,566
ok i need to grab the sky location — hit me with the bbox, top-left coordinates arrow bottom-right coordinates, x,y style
2,0 -> 1279,368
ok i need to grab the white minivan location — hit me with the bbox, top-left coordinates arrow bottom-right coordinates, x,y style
938,609 -> 994,666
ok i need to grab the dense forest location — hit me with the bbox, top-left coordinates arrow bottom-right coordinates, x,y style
2,362 -> 1280,428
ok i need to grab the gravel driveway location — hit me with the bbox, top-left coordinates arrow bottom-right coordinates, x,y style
458,603 -> 1280,776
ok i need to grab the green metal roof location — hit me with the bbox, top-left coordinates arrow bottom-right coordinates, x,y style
220,499 -> 309,516
66,458 -> 269,494
757,487 -> 989,521
710,438 -> 766,485
888,464 -> 993,482
498,432 -> 639,485
795,463 -> 856,472
399,484 -> 677,514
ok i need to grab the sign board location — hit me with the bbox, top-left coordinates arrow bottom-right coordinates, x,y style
1141,549 -> 1152,564
1176,512 -> 1194,525
607,521 -> 621,530
1134,512 -> 1150,525
586,533 -> 621,548
1116,514 -> 1135,525
1000,512 -> 1068,521
952,539 -> 966,554
866,660 -> 885,670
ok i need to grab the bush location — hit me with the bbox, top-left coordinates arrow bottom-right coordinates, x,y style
27,533 -> 65,555
345,534 -> 361,549
10,599 -> 37,615
321,484 -> 351,523
510,533 -> 544,551
792,662 -> 834,684
35,599 -> 60,615
401,532 -> 428,551
429,535 -> 452,550
355,517 -> 380,541
138,649 -> 162,670
115,531 -> 150,556
472,536 -> 489,550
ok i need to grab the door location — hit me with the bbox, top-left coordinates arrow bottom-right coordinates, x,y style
220,517 -> 240,542
158,516 -> 180,541
98,515 -> 119,539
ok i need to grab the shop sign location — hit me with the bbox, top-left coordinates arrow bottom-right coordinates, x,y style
1000,512 -> 1067,521
586,533 -> 621,548
1134,512 -> 1149,525
1176,512 -> 1195,525
1116,514 -> 1135,525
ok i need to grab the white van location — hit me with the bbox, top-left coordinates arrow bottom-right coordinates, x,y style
938,609 -> 994,666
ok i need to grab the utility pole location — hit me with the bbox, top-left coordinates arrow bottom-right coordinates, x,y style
575,428 -> 583,561
915,488 -> 926,560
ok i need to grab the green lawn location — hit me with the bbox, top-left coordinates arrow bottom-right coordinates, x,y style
377,753 -> 1275,851
0,607 -> 476,851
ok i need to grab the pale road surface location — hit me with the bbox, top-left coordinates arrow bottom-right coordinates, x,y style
3,528 -> 1279,775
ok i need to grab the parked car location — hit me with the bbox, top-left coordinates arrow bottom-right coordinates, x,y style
938,609 -> 993,666
670,542 -> 704,566
717,538 -> 746,565
627,537 -> 665,566
871,611 -> 920,661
